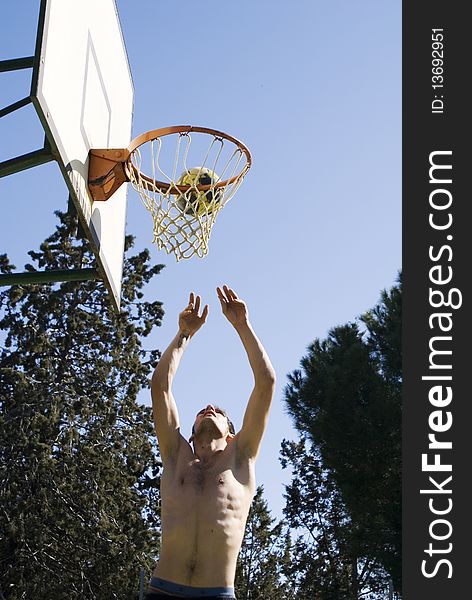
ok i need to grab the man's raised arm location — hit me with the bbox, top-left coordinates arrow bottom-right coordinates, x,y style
151,293 -> 208,462
217,285 -> 276,459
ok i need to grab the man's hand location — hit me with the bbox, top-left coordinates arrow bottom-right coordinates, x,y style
178,293 -> 209,337
217,285 -> 249,329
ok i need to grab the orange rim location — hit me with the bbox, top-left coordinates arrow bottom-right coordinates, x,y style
126,125 -> 252,195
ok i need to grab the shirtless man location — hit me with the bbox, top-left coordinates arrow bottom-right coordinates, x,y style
146,285 -> 276,600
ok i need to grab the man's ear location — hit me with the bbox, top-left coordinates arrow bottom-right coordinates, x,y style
225,432 -> 236,443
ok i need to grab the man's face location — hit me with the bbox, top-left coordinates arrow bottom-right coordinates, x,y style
193,405 -> 230,439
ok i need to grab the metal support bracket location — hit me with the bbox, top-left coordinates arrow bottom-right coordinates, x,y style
0,143 -> 54,178
0,269 -> 100,286
0,95 -> 32,119
0,56 -> 35,73
88,148 -> 130,201
0,39 -> 107,300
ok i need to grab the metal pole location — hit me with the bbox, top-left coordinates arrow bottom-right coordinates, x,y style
0,96 -> 32,119
0,269 -> 99,286
0,57 -> 34,72
0,146 -> 54,178
139,568 -> 145,600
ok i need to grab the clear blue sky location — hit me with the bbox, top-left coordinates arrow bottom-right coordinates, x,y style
0,0 -> 401,519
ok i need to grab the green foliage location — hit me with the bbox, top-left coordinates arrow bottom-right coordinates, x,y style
235,487 -> 293,600
0,212 -> 164,599
283,275 -> 402,595
362,272 -> 402,389
280,439 -> 392,599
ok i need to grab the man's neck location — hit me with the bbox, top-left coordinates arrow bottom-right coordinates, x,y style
193,436 -> 228,463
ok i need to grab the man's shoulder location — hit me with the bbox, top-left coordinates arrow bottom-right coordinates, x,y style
161,433 -> 194,468
231,434 -> 258,468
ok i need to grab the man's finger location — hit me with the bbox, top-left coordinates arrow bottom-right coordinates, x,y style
216,287 -> 226,303
195,295 -> 201,313
189,292 -> 195,307
201,305 -> 209,321
224,285 -> 237,301
222,285 -> 232,301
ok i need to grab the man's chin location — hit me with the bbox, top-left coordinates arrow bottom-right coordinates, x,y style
196,421 -> 224,438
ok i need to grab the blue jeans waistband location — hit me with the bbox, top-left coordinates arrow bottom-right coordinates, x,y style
149,576 -> 235,598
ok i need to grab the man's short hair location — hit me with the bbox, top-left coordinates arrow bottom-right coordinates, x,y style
191,406 -> 235,438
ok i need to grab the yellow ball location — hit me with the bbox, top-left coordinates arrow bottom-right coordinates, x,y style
176,167 -> 220,216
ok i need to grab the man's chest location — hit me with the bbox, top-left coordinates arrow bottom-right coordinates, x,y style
162,456 -> 254,517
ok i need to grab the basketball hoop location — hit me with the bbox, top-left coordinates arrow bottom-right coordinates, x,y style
88,126 -> 252,260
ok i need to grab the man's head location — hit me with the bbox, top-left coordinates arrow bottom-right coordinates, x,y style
190,404 -> 235,444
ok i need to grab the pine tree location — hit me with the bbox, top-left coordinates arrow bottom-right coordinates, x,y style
280,439 -> 392,599
0,212 -> 164,599
283,276 -> 402,595
235,486 -> 292,600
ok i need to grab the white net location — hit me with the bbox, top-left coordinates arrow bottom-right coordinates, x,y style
126,129 -> 250,260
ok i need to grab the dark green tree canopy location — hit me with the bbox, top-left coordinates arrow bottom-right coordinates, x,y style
280,438 -> 394,600
283,275 -> 402,593
0,212 -> 164,599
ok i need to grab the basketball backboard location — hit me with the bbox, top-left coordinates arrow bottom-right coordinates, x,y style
31,0 -> 133,310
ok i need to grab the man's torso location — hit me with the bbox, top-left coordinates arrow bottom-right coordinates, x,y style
155,435 -> 255,588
